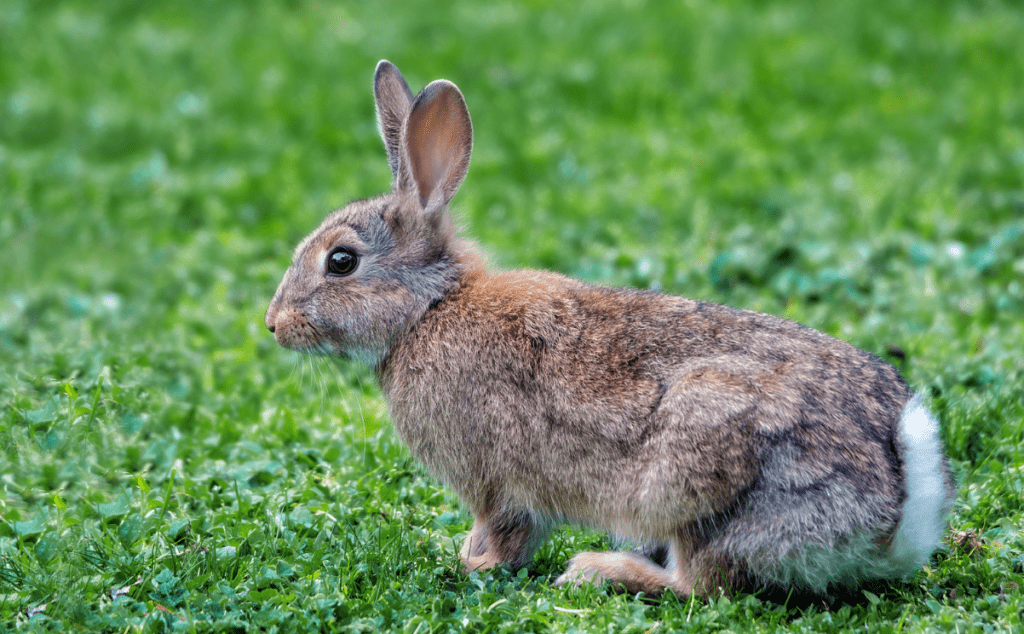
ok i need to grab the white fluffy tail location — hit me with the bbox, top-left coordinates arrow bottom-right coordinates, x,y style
887,393 -> 953,574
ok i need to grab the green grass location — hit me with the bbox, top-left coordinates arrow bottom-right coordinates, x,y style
2,0 -> 1023,631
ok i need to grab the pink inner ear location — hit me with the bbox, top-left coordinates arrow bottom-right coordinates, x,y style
406,89 -> 468,208
409,134 -> 446,207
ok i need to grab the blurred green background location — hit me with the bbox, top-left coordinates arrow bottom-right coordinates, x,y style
1,1 -> 1023,632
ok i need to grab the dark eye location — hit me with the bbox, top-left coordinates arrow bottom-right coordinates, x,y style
326,248 -> 358,276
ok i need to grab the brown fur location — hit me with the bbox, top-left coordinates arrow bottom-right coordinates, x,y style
266,61 -> 953,597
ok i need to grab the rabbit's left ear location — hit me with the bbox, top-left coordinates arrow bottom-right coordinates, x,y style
374,60 -> 415,178
399,79 -> 473,215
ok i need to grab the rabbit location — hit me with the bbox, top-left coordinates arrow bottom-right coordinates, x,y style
265,60 -> 956,597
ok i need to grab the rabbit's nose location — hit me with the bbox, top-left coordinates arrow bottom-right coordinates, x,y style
265,311 -> 277,333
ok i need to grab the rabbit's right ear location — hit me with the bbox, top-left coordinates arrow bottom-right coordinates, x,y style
374,60 -> 415,178
399,79 -> 473,216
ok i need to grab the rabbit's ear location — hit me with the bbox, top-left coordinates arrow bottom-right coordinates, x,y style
400,79 -> 473,214
374,60 -> 415,178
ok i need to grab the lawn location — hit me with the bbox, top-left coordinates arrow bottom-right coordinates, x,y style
1,0 -> 1023,631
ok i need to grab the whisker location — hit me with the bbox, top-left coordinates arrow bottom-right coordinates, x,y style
303,354 -> 314,397
317,356 -> 332,421
351,369 -> 371,467
326,356 -> 371,468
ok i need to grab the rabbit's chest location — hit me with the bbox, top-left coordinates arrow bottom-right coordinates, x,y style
383,356 -> 663,500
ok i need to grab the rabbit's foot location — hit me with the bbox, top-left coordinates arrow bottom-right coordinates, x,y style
459,509 -> 548,573
460,530 -> 504,572
554,551 -> 693,596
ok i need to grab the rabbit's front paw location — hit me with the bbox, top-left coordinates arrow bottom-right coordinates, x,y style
460,529 -> 502,573
460,549 -> 504,573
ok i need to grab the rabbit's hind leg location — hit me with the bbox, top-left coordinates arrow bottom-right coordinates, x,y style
554,550 -> 689,595
553,531 -> 698,596
460,508 -> 548,573
554,531 -> 744,597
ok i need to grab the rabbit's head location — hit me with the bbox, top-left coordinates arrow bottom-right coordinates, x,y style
265,61 -> 478,365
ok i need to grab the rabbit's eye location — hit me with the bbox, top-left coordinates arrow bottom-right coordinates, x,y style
327,248 -> 358,276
